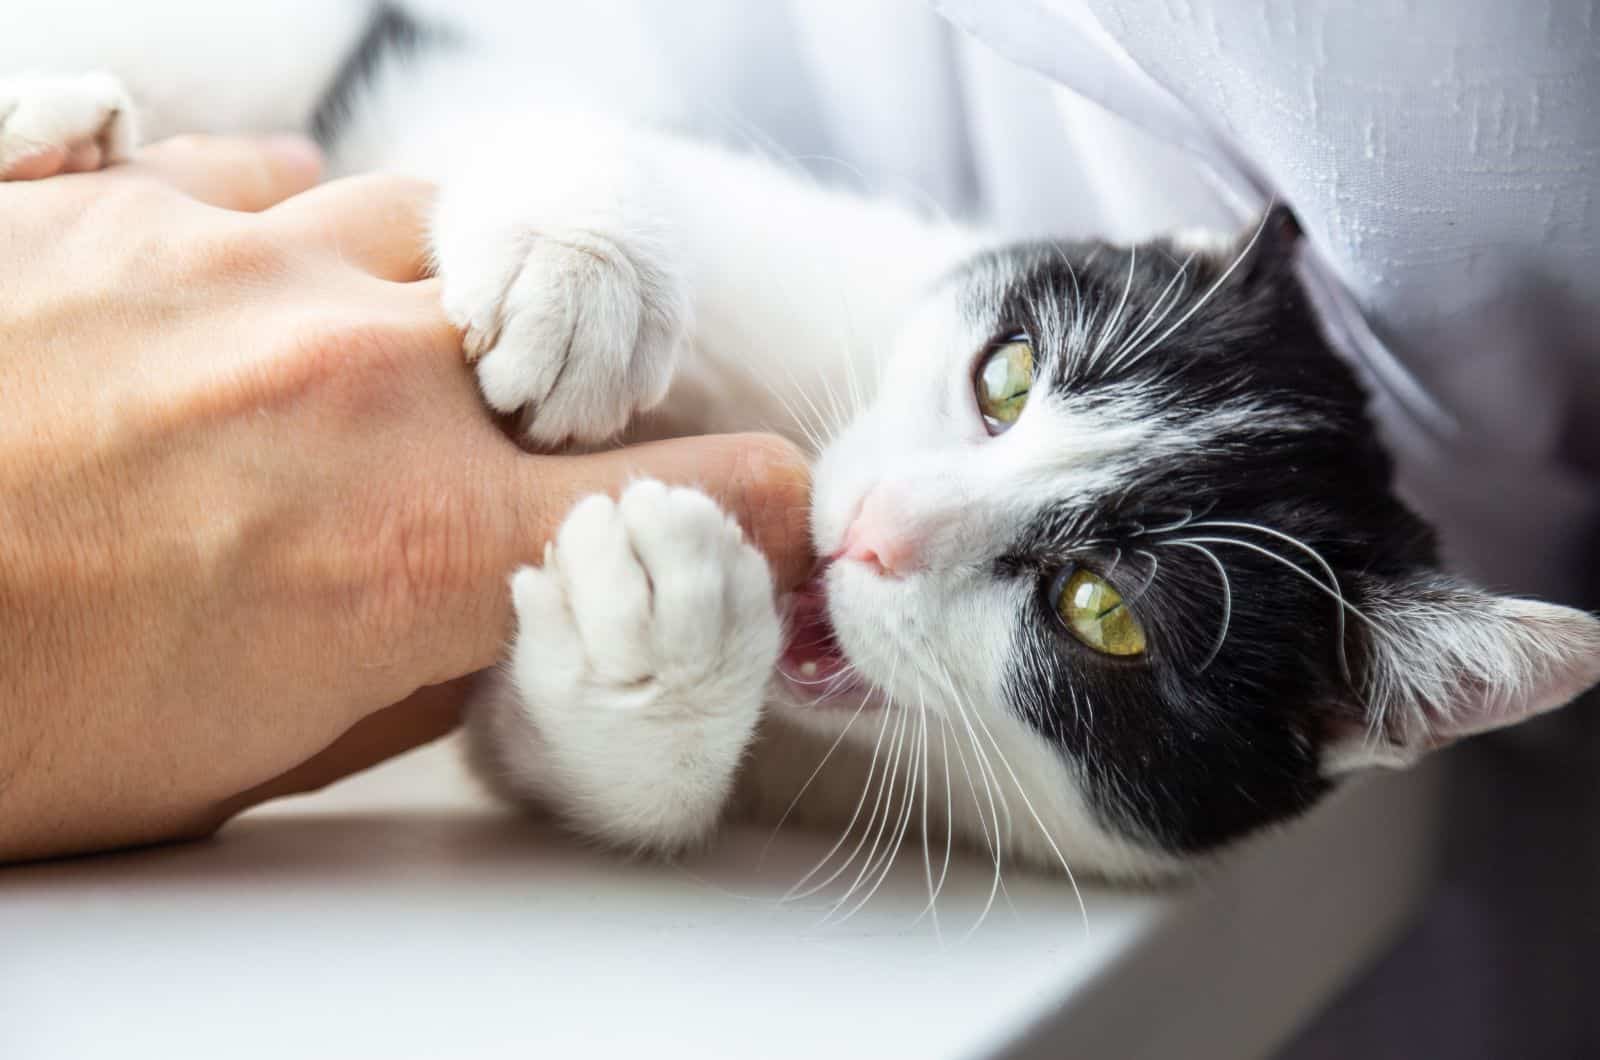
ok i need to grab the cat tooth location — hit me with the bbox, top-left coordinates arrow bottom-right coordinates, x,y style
800,661 -> 818,677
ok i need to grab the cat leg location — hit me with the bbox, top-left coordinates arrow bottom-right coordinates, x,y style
0,72 -> 137,179
429,115 -> 690,447
466,480 -> 780,853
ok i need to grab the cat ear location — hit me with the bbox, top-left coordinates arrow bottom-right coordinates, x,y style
1229,203 -> 1303,290
1325,574 -> 1600,774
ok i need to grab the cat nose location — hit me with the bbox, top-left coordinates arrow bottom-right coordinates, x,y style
835,489 -> 922,577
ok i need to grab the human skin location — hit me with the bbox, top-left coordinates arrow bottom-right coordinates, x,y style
0,135 -> 813,863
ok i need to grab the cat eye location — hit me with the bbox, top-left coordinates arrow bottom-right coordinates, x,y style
974,337 -> 1034,433
1053,567 -> 1147,657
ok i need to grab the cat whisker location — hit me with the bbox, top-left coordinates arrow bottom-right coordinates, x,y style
929,654 -> 1008,939
794,699 -> 906,909
781,678 -> 899,903
821,703 -> 912,920
1139,508 -> 1200,537
766,355 -> 836,453
829,699 -> 924,926
1185,517 -> 1376,683
933,714 -> 955,927
910,685 -> 944,941
1162,540 -> 1233,672
1087,242 -> 1137,366
936,655 -> 1091,940
1100,250 -> 1194,374
1116,209 -> 1276,371
1167,532 -> 1383,690
759,683 -> 874,866
1123,548 -> 1161,610
936,674 -> 999,867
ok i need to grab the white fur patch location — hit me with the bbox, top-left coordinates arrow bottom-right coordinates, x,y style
466,481 -> 780,853
0,71 -> 137,177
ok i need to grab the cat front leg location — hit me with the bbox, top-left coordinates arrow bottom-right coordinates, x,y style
429,115 -> 690,447
0,72 -> 138,179
467,479 -> 780,853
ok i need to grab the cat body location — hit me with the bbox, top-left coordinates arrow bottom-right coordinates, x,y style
3,1 -> 1597,889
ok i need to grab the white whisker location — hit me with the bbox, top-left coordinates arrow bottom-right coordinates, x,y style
783,686 -> 898,902
1163,540 -> 1233,672
759,689 -> 873,865
1117,210 -> 1275,371
935,654 -> 1091,940
824,704 -> 913,917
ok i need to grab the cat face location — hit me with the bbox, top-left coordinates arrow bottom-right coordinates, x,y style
785,211 -> 1600,877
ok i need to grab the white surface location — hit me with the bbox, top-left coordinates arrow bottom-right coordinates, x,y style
2,742 -> 1440,1060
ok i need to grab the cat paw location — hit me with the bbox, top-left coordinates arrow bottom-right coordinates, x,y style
505,480 -> 779,849
433,148 -> 689,447
0,73 -> 139,180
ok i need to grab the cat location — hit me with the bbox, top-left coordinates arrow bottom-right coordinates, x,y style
4,2 -> 1597,888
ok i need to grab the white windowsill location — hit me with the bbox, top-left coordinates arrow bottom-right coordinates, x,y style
2,741 -> 1441,1059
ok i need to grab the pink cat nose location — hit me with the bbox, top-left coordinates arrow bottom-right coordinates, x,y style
835,490 -> 922,577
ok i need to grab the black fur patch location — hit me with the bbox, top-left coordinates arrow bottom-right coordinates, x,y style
310,3 -> 452,147
977,221 -> 1436,853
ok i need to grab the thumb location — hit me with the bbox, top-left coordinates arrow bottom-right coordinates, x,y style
450,432 -> 814,680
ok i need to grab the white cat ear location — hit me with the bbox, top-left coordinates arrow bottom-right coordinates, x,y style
1325,575 -> 1600,775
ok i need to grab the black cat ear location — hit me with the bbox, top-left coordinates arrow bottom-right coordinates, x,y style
1323,573 -> 1600,774
1230,203 -> 1303,290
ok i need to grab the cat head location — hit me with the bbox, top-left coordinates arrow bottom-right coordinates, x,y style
785,209 -> 1600,877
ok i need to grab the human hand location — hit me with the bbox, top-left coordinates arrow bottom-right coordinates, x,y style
0,135 -> 812,861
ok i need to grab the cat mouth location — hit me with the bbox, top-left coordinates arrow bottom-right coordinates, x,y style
777,571 -> 864,705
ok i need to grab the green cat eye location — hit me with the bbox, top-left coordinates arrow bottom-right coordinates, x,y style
1055,567 -> 1147,657
975,338 -> 1034,433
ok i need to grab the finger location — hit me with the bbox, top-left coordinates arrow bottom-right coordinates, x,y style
447,432 -> 814,678
0,144 -> 68,180
264,172 -> 437,282
124,134 -> 323,211
531,433 -> 814,591
214,680 -> 467,818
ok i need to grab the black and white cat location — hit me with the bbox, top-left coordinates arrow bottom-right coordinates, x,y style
5,3 -> 1597,885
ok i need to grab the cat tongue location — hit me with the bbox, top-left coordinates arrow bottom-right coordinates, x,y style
778,576 -> 851,689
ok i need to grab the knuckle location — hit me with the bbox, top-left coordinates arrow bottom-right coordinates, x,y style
177,219 -> 293,288
159,132 -> 222,159
85,170 -> 177,222
349,171 -> 436,208
272,310 -> 414,411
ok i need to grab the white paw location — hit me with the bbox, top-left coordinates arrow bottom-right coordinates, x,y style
432,138 -> 688,447
0,73 -> 139,179
505,480 -> 780,850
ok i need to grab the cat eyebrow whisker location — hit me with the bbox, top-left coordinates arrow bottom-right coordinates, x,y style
1139,508 -> 1199,537
1187,517 -> 1377,665
1170,524 -> 1387,690
1099,249 -> 1195,375
1086,242 -> 1137,368
1162,539 -> 1233,672
1121,548 -> 1162,610
1114,208 -> 1277,373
